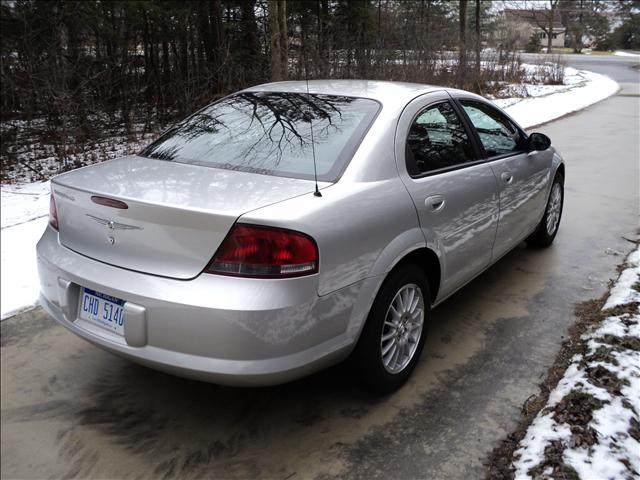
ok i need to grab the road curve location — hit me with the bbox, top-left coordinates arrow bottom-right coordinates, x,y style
1,56 -> 638,479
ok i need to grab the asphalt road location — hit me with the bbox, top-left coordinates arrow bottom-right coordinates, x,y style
1,56 -> 638,480
521,51 -> 640,83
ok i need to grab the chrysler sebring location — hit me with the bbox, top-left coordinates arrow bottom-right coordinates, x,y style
37,80 -> 564,392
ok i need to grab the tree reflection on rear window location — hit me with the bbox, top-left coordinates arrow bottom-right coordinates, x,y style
141,92 -> 380,182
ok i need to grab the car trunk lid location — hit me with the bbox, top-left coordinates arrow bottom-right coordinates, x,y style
52,155 -> 324,279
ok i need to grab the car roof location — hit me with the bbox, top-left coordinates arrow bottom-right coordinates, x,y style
243,80 -> 456,106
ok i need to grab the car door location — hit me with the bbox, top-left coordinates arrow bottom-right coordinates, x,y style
455,98 -> 553,260
395,92 -> 499,302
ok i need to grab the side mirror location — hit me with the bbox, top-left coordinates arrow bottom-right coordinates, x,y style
527,132 -> 551,152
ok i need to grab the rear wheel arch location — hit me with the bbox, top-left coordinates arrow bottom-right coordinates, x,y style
392,248 -> 441,304
351,246 -> 441,346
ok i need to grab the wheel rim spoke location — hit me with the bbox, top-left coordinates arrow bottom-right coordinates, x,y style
384,342 -> 397,364
406,288 -> 415,313
382,337 -> 396,356
410,295 -> 419,314
389,343 -> 400,368
381,330 -> 396,342
396,293 -> 404,312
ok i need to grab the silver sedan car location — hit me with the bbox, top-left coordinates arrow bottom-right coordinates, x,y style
37,80 -> 564,392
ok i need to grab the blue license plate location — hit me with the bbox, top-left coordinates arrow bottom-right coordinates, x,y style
79,288 -> 125,335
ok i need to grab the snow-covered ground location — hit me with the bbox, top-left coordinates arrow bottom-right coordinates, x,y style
1,217 -> 49,319
512,248 -> 640,479
1,181 -> 51,319
1,117 -> 162,184
1,180 -> 51,228
492,67 -> 619,128
614,51 -> 640,58
0,65 -> 620,319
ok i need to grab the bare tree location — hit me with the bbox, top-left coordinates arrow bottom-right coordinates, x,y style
506,0 -> 561,53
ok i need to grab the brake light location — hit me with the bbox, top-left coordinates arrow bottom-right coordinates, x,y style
49,192 -> 59,230
206,224 -> 318,278
91,196 -> 129,209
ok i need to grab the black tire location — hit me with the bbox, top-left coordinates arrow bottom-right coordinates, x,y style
526,173 -> 564,248
352,264 -> 430,393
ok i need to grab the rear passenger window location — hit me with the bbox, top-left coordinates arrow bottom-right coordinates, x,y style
460,100 -> 526,157
406,102 -> 475,176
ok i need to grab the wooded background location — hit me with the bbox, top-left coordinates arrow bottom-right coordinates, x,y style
1,0 -> 638,181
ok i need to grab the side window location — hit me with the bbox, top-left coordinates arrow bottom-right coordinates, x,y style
459,100 -> 526,157
406,101 -> 475,176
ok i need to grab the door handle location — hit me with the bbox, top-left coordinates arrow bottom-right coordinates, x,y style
425,195 -> 445,212
501,172 -> 514,184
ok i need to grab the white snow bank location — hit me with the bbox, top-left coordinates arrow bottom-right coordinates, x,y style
512,415 -> 571,475
496,68 -> 619,129
1,182 -> 52,318
603,249 -> 640,310
1,217 -> 48,319
614,51 -> 640,58
512,247 -> 640,480
1,181 -> 50,229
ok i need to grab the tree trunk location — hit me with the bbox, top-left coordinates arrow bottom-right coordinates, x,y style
319,0 -> 330,77
573,0 -> 584,53
198,1 -> 213,86
547,0 -> 556,53
377,0 -> 382,69
268,0 -> 282,81
209,0 -> 224,93
277,0 -> 288,80
474,0 -> 481,83
238,0 -> 261,85
457,0 -> 467,88
161,40 -> 171,92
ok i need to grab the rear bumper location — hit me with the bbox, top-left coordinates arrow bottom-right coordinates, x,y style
37,226 -> 378,386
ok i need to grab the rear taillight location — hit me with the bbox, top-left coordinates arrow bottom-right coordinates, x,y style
49,192 -> 59,230
206,224 -> 318,278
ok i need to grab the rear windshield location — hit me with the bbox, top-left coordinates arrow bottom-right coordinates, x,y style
140,92 -> 380,182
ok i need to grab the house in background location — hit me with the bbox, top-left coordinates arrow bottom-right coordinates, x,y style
503,9 -> 566,50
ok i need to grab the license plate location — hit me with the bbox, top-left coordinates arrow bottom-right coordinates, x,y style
79,288 -> 125,335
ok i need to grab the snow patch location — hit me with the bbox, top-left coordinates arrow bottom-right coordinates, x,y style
513,415 -> 572,478
603,258 -> 640,310
614,51 -> 640,58
1,217 -> 48,319
497,69 -> 619,129
1,181 -> 51,229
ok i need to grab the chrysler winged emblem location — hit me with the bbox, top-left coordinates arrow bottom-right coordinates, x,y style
86,214 -> 143,231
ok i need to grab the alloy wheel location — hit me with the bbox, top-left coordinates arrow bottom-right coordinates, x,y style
546,182 -> 563,236
380,283 -> 425,374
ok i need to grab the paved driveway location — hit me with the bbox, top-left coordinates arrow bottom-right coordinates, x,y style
1,56 -> 638,479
